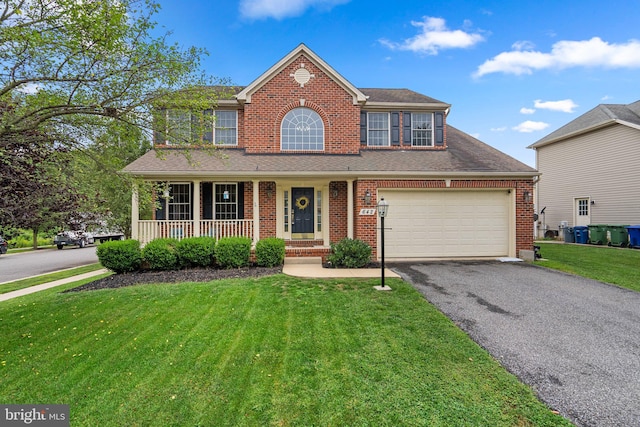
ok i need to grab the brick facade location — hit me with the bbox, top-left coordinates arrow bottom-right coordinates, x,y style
133,44 -> 537,261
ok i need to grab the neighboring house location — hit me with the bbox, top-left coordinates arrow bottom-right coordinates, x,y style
123,44 -> 536,261
529,100 -> 640,238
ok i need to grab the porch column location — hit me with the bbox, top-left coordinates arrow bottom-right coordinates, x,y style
252,180 -> 260,244
131,183 -> 139,240
193,180 -> 201,237
347,179 -> 354,239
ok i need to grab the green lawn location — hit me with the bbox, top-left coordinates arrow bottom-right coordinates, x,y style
536,242 -> 640,292
0,275 -> 569,426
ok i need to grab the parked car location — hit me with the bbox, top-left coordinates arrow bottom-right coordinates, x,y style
0,236 -> 7,255
53,230 -> 94,249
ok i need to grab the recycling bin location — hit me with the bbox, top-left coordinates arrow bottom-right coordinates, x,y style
563,226 -> 575,243
626,225 -> 640,249
588,224 -> 607,245
574,226 -> 589,244
607,225 -> 629,247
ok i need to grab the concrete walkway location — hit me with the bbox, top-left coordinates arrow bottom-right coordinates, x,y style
0,269 -> 109,302
282,257 -> 399,279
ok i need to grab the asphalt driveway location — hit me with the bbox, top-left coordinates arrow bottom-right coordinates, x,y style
390,261 -> 640,427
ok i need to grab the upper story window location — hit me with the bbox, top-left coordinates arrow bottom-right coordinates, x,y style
367,112 -> 390,146
411,113 -> 433,147
281,107 -> 324,151
204,110 -> 238,146
158,109 -> 237,146
165,110 -> 192,145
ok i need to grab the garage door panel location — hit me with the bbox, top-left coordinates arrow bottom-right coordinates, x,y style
379,190 -> 510,258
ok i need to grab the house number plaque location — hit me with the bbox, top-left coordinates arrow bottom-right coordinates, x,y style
359,208 -> 376,216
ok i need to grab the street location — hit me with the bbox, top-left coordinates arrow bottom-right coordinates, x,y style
0,246 -> 99,283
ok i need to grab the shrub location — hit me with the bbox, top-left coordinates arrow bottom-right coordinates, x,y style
327,238 -> 372,268
97,239 -> 142,274
215,237 -> 252,269
176,237 -> 216,268
255,237 -> 285,267
142,238 -> 179,271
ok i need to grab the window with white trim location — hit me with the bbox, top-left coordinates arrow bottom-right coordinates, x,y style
577,199 -> 589,217
367,112 -> 389,146
215,184 -> 238,220
165,110 -> 192,145
204,110 -> 237,145
412,112 -> 433,146
281,107 -> 324,151
167,183 -> 191,220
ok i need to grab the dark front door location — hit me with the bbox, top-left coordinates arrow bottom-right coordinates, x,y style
292,187 -> 314,237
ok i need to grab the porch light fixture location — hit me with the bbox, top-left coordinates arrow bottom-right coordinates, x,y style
330,182 -> 338,198
266,182 -> 274,198
523,191 -> 531,203
376,198 -> 390,290
364,189 -> 371,205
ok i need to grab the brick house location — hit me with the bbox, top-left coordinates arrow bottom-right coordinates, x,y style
123,43 -> 537,261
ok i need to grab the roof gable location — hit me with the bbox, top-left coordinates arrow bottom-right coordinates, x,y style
236,43 -> 367,105
530,100 -> 640,148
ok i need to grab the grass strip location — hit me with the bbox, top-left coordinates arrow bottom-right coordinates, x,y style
0,264 -> 105,295
0,274 -> 570,426
535,242 -> 640,292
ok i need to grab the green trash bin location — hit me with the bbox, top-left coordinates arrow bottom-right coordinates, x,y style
588,224 -> 607,245
607,225 -> 629,247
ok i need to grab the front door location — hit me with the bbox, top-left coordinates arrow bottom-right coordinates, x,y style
292,187 -> 314,238
575,198 -> 590,226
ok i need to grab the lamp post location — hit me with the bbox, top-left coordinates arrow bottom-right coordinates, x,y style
377,198 -> 389,288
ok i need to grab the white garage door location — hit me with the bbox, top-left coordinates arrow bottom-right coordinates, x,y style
379,190 -> 511,258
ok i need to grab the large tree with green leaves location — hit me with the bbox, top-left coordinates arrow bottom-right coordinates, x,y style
0,0 -> 219,236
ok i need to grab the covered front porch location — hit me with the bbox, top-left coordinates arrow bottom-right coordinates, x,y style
131,178 -> 371,259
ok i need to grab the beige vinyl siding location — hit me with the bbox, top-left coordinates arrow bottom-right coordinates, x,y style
535,124 -> 640,233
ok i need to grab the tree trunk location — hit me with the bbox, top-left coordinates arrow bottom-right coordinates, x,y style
32,227 -> 39,250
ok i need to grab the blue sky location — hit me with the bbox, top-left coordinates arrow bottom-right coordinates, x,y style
153,0 -> 640,166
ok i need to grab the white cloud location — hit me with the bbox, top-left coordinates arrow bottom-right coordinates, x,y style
512,121 -> 549,133
512,40 -> 536,51
534,99 -> 578,113
520,107 -> 535,114
474,37 -> 640,77
239,0 -> 349,20
379,16 -> 484,55
601,95 -> 613,101
490,126 -> 507,132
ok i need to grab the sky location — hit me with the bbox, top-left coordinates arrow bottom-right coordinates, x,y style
152,0 -> 640,167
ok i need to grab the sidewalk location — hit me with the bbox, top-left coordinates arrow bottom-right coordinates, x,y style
0,269 -> 109,302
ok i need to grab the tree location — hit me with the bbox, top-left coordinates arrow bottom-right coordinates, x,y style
0,0 -> 220,232
0,131 -> 86,247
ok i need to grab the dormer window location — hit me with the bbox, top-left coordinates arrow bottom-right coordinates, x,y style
281,107 -> 324,151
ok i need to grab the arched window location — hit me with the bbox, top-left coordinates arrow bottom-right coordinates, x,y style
281,108 -> 324,151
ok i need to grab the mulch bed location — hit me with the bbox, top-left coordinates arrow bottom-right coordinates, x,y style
64,265 -> 283,292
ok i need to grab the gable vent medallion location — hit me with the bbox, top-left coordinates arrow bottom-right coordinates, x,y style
291,63 -> 315,87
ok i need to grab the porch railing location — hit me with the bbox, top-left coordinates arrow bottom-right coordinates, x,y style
136,220 -> 254,245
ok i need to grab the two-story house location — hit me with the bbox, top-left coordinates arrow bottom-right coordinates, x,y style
123,43 -> 537,261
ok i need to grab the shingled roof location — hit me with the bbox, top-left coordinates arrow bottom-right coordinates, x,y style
529,100 -> 640,148
123,125 -> 536,179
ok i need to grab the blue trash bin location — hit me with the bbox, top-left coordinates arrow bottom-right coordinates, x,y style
574,226 -> 589,244
626,225 -> 640,249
